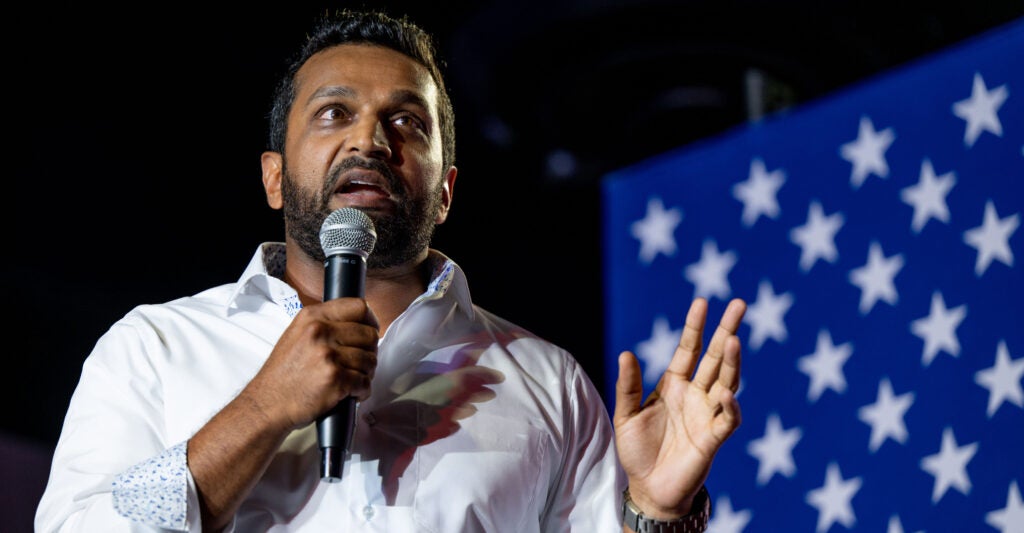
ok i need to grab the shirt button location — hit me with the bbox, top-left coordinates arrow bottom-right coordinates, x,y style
363,505 -> 375,520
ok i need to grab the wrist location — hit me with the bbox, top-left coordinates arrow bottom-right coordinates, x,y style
627,489 -> 696,519
236,386 -> 295,434
622,485 -> 710,533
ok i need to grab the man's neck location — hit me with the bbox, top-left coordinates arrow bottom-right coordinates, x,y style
364,254 -> 432,335
282,241 -> 431,335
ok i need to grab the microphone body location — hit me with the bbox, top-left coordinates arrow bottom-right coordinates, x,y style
316,207 -> 376,482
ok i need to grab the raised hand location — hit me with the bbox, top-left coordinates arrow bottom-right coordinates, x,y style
613,297 -> 746,519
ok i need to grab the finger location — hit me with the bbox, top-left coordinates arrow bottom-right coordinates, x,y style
334,346 -> 378,375
332,347 -> 377,401
344,369 -> 374,401
329,322 -> 380,351
613,351 -> 644,426
692,298 -> 746,391
705,298 -> 747,359
319,297 -> 377,326
710,387 -> 742,442
665,298 -> 708,379
716,334 -> 742,394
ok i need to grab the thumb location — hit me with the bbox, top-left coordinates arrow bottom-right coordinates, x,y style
613,351 -> 644,427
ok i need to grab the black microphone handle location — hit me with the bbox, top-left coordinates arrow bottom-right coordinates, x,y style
316,252 -> 366,482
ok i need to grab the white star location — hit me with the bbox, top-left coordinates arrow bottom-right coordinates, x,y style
857,377 -> 915,452
705,495 -> 752,533
900,159 -> 956,233
920,427 -> 978,503
952,71 -> 1009,147
790,200 -> 845,272
805,462 -> 862,533
732,157 -> 785,227
635,316 -> 682,385
631,197 -> 684,264
910,291 -> 968,367
848,241 -> 904,315
963,200 -> 1019,276
887,515 -> 903,533
797,329 -> 853,402
684,239 -> 738,301
886,514 -> 924,533
986,480 -> 1024,533
839,115 -> 896,189
974,340 -> 1024,418
746,412 -> 802,485
742,280 -> 793,350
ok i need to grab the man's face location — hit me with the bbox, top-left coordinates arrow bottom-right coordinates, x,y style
275,44 -> 454,268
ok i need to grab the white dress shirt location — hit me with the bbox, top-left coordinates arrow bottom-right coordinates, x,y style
35,243 -> 625,532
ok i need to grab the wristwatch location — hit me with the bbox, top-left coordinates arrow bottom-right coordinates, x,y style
622,485 -> 711,533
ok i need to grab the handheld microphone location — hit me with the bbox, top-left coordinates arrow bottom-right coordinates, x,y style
317,207 -> 377,482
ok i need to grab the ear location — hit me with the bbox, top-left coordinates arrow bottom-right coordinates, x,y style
261,151 -> 284,210
434,166 -> 458,224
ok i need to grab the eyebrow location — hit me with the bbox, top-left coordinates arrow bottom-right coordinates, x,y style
307,86 -> 432,113
309,85 -> 357,101
387,89 -> 431,113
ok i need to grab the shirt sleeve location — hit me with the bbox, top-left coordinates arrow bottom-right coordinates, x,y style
34,318 -> 203,532
111,441 -> 190,529
541,358 -> 627,533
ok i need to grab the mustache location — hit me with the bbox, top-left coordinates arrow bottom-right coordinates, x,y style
324,157 -> 403,198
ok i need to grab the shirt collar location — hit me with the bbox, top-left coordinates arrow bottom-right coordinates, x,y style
226,243 -> 473,319
227,242 -> 301,317
413,249 -> 474,319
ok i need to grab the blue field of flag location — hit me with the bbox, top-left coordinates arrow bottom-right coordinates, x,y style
602,18 -> 1023,533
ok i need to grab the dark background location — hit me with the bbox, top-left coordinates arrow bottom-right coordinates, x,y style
5,1 -> 1023,529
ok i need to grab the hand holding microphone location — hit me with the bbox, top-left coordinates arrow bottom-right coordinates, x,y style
316,207 -> 377,482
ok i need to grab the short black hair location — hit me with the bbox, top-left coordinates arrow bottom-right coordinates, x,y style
267,9 -> 455,170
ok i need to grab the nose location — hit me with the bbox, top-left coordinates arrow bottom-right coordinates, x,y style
348,117 -> 393,160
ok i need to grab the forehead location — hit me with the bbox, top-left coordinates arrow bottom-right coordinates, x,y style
294,43 -> 439,108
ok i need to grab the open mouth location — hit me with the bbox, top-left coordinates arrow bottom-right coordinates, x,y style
333,169 -> 394,203
340,181 -> 388,194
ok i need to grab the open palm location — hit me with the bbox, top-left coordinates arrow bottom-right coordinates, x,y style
613,297 -> 746,518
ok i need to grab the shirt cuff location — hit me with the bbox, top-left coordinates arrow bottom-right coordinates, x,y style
112,440 -> 189,530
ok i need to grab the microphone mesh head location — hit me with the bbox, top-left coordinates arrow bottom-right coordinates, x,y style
319,207 -> 377,258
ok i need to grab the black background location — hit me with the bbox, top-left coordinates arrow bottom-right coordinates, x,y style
5,2 -> 1023,527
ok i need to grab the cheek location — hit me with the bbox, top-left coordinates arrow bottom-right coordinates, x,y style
290,146 -> 341,187
289,130 -> 342,169
399,154 -> 443,188
397,133 -> 444,171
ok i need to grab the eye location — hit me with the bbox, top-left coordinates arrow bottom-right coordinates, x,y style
317,105 -> 351,122
392,112 -> 426,131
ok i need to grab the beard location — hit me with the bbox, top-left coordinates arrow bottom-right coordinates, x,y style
281,156 -> 443,269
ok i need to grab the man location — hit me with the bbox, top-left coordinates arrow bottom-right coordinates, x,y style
35,10 -> 746,532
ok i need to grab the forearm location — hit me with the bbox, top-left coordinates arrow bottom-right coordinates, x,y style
187,388 -> 293,531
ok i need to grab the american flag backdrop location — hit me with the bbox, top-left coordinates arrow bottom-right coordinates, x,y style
601,19 -> 1023,533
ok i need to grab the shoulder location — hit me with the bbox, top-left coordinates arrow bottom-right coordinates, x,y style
470,305 -> 601,399
472,305 -> 575,361
118,283 -> 238,324
88,283 -> 242,359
